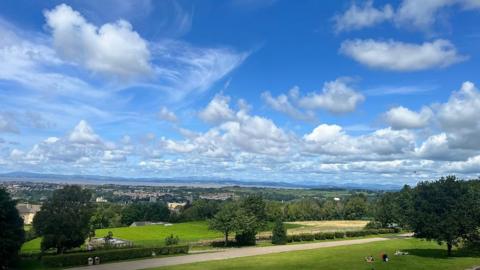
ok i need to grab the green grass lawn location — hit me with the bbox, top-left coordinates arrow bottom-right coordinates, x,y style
95,221 -> 223,246
150,238 -> 480,270
21,221 -> 305,252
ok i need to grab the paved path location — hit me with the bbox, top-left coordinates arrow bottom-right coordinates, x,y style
69,235 -> 411,270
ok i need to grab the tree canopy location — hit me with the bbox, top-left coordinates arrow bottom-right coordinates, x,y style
33,185 -> 93,253
0,188 -> 25,268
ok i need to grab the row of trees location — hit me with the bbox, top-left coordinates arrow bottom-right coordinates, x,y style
374,176 -> 480,255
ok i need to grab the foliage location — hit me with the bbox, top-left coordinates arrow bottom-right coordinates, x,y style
180,199 -> 222,221
120,202 -> 170,226
343,194 -> 369,220
90,203 -> 123,229
208,203 -> 237,246
41,245 -> 189,267
33,185 -> 93,254
271,219 -> 287,245
0,187 -> 25,268
409,176 -> 480,256
165,234 -> 180,246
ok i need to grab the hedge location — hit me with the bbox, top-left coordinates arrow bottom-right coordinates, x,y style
334,232 -> 345,238
41,245 -> 189,267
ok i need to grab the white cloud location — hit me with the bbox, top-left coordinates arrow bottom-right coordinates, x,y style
384,106 -> 432,129
68,120 -> 101,144
395,0 -> 480,31
298,79 -> 365,113
44,4 -> 152,80
304,124 -> 344,144
334,1 -> 394,32
198,93 -> 236,124
158,107 -> 178,123
340,39 -> 465,71
436,81 -> 480,149
261,88 -> 313,120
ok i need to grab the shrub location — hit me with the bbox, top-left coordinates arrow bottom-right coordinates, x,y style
323,232 -> 335,239
291,234 -> 302,242
365,221 -> 383,229
41,245 -> 189,267
165,234 -> 180,246
271,220 -> 287,245
235,230 -> 256,246
286,235 -> 294,243
314,232 -> 326,240
299,233 -> 314,241
334,232 -> 345,238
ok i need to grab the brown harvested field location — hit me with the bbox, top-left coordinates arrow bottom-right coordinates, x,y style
285,220 -> 369,234
256,220 -> 369,238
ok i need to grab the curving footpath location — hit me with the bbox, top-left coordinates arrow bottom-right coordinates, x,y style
68,234 -> 412,270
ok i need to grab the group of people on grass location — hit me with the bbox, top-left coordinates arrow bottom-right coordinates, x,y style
365,250 -> 409,264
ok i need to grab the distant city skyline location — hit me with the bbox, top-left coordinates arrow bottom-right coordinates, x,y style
1,0 -> 480,184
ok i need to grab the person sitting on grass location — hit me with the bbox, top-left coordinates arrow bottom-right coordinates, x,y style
382,253 -> 389,262
365,255 -> 374,263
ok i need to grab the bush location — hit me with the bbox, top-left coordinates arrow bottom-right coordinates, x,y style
334,232 -> 345,238
314,232 -> 326,240
286,235 -> 294,243
271,220 -> 287,245
291,234 -> 302,242
323,232 -> 335,239
41,245 -> 189,267
235,230 -> 256,246
365,221 -> 383,229
165,234 -> 180,246
300,233 -> 314,241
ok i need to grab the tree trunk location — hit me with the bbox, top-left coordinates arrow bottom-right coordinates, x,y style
224,231 -> 228,247
447,242 -> 452,256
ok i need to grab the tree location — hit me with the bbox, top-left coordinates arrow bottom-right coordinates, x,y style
0,188 -> 24,268
343,194 -> 368,220
90,203 -> 122,229
33,185 -> 93,254
410,176 -> 480,256
233,207 -> 258,246
120,202 -> 170,226
271,219 -> 287,245
209,203 -> 237,246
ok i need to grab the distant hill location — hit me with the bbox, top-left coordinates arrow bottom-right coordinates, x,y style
0,171 -> 402,191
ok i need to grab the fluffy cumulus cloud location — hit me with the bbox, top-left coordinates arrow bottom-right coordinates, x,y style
334,0 -> 480,32
198,93 -> 236,124
4,82 -> 480,182
298,79 -> 365,113
340,39 -> 465,71
44,4 -> 152,79
384,106 -> 432,129
261,87 -> 313,121
5,120 -> 130,172
333,0 -> 394,32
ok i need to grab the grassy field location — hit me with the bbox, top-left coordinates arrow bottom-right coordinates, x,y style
150,238 -> 480,270
20,220 -> 364,252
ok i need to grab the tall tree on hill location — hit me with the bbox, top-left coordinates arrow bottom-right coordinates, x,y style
0,188 -> 25,268
209,202 -> 237,246
33,185 -> 93,254
410,176 -> 480,256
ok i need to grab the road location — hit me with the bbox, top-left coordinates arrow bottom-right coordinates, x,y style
68,235 -> 411,270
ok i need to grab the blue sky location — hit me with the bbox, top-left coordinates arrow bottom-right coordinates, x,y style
1,0 -> 480,185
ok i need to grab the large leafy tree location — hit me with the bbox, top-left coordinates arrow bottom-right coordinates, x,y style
120,202 -> 170,225
33,185 -> 93,254
208,203 -> 237,246
0,188 -> 25,268
410,176 -> 480,256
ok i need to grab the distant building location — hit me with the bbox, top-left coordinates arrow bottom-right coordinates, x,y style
130,221 -> 172,227
16,203 -> 41,225
95,197 -> 108,203
199,193 -> 234,201
167,202 -> 187,212
333,197 -> 341,201
149,196 -> 157,203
